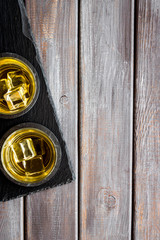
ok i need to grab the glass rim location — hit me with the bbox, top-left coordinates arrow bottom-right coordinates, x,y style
0,123 -> 62,187
0,52 -> 40,119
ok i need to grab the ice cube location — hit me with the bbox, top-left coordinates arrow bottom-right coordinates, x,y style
5,78 -> 13,90
32,139 -> 45,156
11,143 -> 24,163
4,86 -> 28,110
0,79 -> 10,98
7,71 -> 30,98
11,138 -> 37,162
7,70 -> 28,87
23,156 -> 45,176
19,138 -> 37,160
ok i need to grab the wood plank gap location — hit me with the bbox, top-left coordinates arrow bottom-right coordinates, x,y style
23,2 -> 26,239
131,0 -> 136,239
22,198 -> 24,240
133,0 -> 160,239
24,197 -> 26,240
132,0 -> 139,239
78,1 -> 81,240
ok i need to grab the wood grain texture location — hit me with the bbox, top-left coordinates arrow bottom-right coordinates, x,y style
25,1 -> 78,240
134,0 -> 160,239
80,0 -> 134,239
0,199 -> 23,240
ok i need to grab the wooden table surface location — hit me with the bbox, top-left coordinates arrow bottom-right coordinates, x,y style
0,0 -> 160,239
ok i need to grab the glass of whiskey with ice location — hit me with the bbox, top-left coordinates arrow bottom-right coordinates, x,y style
0,53 -> 39,118
0,123 -> 61,186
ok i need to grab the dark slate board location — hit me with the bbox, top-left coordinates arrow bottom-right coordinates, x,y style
0,0 -> 74,201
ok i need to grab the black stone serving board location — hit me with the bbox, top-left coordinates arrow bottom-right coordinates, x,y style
0,0 -> 74,201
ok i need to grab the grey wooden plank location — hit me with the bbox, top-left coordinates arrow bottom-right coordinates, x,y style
134,0 -> 160,239
80,0 -> 134,239
0,199 -> 23,240
25,1 -> 78,240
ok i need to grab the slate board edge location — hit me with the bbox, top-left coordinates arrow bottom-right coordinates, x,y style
2,178 -> 73,202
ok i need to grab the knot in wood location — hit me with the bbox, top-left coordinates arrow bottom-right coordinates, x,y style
60,95 -> 69,104
98,188 -> 117,210
106,195 -> 116,208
